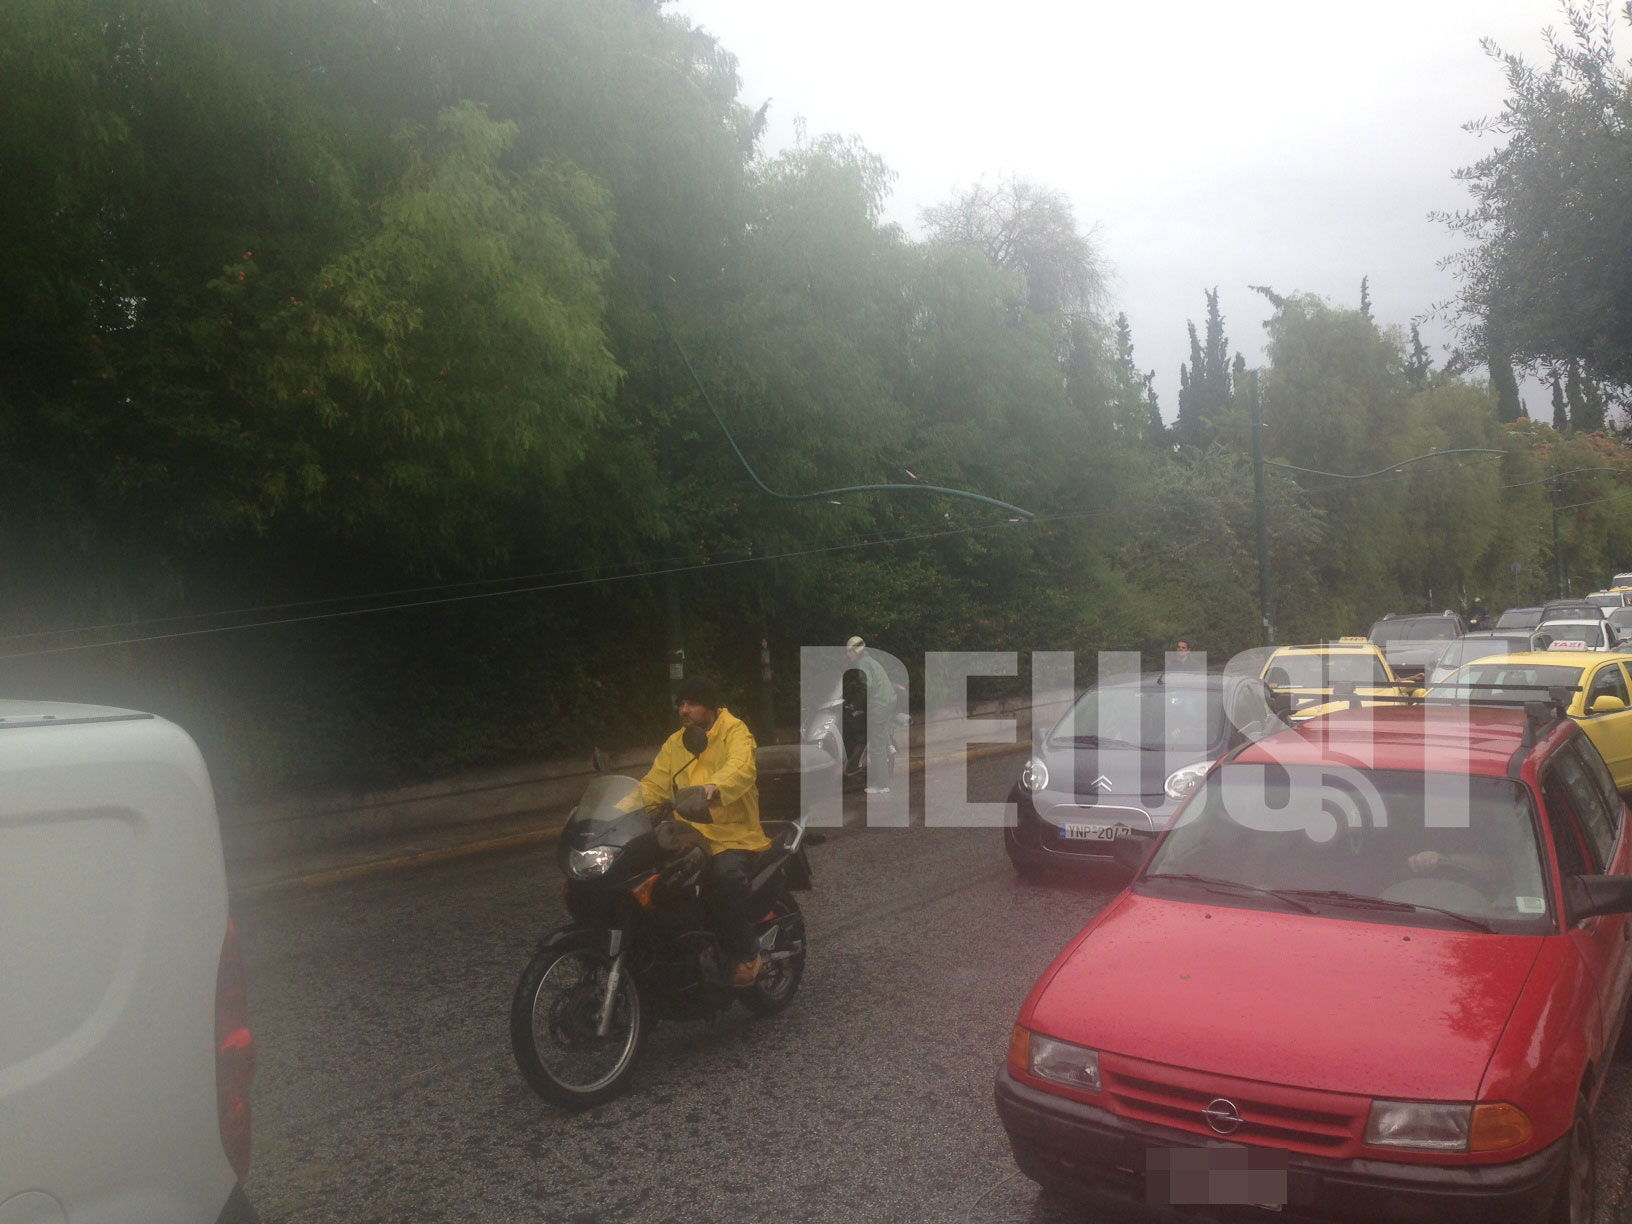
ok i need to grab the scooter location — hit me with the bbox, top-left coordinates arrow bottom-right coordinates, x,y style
510,731 -> 815,1109
800,678 -> 905,783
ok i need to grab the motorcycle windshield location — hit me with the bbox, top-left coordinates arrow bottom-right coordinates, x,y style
564,775 -> 655,850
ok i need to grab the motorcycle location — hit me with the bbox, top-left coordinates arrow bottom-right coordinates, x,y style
510,737 -> 816,1109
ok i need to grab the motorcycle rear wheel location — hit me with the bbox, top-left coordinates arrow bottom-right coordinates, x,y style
511,943 -> 644,1109
740,893 -> 806,1017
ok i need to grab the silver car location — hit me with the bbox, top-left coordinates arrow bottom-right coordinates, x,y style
1424,631 -> 1549,687
1533,618 -> 1618,651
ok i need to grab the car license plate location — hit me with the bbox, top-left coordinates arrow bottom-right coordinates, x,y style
1059,823 -> 1131,841
1145,1144 -> 1288,1208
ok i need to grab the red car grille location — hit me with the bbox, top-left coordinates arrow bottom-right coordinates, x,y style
1101,1053 -> 1367,1157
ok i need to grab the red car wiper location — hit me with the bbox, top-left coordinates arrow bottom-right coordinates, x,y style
1275,889 -> 1495,933
1142,872 -> 1316,914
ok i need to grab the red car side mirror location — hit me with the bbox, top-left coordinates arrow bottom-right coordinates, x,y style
1563,874 -> 1632,924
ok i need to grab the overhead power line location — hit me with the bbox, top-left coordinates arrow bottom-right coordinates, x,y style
669,334 -> 1035,520
1265,449 -> 1507,480
1502,465 -> 1632,491
1555,487 -> 1632,512
0,519 -> 1027,661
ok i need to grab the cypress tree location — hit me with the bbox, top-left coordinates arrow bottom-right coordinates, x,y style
1405,324 -> 1432,388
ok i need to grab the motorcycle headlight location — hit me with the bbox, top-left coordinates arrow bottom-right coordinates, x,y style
567,847 -> 617,879
1020,756 -> 1050,792
1163,760 -> 1211,800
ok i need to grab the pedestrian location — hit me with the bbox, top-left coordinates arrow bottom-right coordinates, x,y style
846,635 -> 900,794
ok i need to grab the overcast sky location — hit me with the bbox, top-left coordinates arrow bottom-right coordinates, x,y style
673,0 -> 1583,417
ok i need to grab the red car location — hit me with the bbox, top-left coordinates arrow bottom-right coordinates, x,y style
996,702 -> 1632,1223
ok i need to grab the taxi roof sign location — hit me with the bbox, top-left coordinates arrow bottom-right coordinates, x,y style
1548,639 -> 1588,651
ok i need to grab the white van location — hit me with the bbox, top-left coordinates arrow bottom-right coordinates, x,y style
0,701 -> 257,1224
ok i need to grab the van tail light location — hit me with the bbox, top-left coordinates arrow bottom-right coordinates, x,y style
215,918 -> 256,1182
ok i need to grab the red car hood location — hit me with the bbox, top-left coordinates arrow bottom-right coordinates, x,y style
1029,891 -> 1545,1100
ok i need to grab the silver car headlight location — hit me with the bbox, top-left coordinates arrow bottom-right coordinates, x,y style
1163,760 -> 1211,800
1020,756 -> 1050,792
567,847 -> 617,879
1364,1101 -> 1470,1151
1029,1034 -> 1101,1093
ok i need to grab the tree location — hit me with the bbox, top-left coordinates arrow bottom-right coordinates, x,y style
1553,371 -> 1569,431
1175,289 -> 1232,449
1405,324 -> 1433,388
1145,375 -> 1166,449
1487,329 -> 1524,423
920,178 -> 1106,321
1110,313 -> 1161,445
1440,2 -> 1632,396
1566,359 -> 1610,432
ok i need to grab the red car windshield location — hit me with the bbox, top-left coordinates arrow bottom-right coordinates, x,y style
1142,766 -> 1552,934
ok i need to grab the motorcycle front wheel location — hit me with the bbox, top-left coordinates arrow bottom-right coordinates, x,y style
511,942 -> 644,1109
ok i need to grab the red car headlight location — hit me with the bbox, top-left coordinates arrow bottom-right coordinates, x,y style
1365,1101 -> 1470,1151
1027,1033 -> 1102,1093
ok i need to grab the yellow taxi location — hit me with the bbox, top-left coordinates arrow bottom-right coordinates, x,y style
1429,649 -> 1632,791
1259,639 -> 1413,721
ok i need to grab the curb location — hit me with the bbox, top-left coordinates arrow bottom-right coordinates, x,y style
911,740 -> 1029,773
230,740 -> 1031,900
230,825 -> 568,902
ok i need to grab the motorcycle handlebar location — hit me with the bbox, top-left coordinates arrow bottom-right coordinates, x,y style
651,786 -> 712,824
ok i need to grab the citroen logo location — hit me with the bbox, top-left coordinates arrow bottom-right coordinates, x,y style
1090,774 -> 1113,792
1203,1098 -> 1243,1135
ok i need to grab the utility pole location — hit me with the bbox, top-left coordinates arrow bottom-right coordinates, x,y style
1551,470 -> 1564,599
1250,372 -> 1274,646
759,634 -> 775,741
657,286 -> 684,702
756,580 -> 776,741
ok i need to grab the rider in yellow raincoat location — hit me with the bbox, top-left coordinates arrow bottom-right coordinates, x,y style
640,676 -> 770,985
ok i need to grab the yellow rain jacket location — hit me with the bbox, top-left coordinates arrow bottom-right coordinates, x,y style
640,708 -> 771,854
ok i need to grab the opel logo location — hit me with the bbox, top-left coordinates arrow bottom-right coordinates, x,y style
1203,1098 -> 1243,1135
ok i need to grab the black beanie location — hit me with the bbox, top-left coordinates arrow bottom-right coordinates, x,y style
675,675 -> 719,709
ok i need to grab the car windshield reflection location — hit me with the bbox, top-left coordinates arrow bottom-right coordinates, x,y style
1140,766 -> 1551,933
1429,663 -> 1584,701
1051,680 -> 1223,754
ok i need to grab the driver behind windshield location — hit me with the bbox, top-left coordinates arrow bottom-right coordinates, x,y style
1401,789 -> 1543,903
1154,766 -> 1550,927
641,676 -> 772,987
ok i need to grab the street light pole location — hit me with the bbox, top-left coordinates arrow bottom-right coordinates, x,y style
1250,372 -> 1273,646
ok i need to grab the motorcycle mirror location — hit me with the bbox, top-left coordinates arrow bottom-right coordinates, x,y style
672,786 -> 712,823
681,725 -> 708,757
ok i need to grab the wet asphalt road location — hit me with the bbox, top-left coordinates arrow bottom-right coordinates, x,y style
237,753 -> 1632,1224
